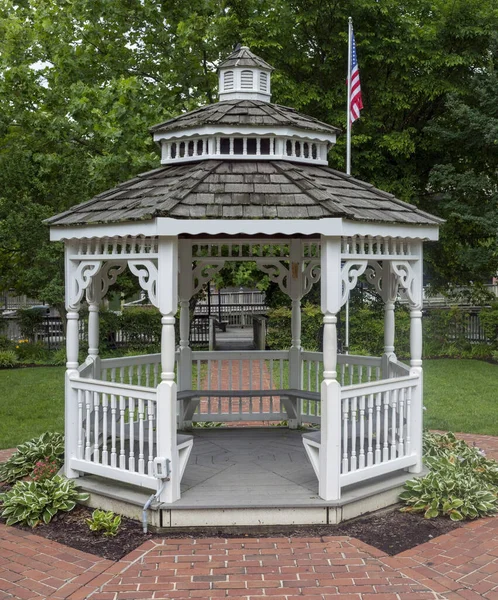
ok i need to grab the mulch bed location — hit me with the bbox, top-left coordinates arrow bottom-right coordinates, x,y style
2,503 -> 462,561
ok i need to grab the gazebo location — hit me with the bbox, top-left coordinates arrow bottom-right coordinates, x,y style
47,47 -> 441,526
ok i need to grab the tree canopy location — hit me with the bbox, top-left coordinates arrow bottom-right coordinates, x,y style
0,0 -> 497,307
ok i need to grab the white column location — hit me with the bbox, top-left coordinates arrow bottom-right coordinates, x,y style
156,236 -> 180,503
408,242 -> 424,473
319,236 -> 343,501
381,262 -> 397,379
178,239 -> 193,429
288,239 -> 302,428
64,242 -> 81,479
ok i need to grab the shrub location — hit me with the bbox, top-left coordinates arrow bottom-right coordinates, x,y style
119,307 -> 161,349
50,348 -> 67,366
14,340 -> 48,363
86,509 -> 121,536
479,303 -> 498,345
267,303 -> 323,350
400,432 -> 498,521
0,432 -> 64,483
0,335 -> 15,350
0,476 -> 88,527
0,350 -> 18,368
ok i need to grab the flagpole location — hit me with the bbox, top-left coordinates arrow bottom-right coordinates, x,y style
346,16 -> 353,177
345,17 -> 353,355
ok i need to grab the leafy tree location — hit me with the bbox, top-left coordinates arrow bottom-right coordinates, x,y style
0,0 -> 496,306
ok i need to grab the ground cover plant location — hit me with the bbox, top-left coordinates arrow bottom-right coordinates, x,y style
0,432 -> 64,483
400,432 -> 498,521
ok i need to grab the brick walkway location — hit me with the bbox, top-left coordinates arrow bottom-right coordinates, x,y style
1,435 -> 497,599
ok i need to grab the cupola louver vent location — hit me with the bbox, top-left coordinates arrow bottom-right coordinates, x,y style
223,71 -> 234,90
241,70 -> 253,89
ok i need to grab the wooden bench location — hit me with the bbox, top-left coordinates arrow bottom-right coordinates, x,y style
177,388 -> 320,429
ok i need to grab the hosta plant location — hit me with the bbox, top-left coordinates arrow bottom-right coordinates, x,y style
400,433 -> 498,521
86,509 -> 122,537
0,476 -> 89,527
0,432 -> 64,483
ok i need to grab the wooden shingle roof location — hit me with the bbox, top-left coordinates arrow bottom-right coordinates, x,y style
218,46 -> 274,71
46,160 -> 443,227
150,100 -> 340,136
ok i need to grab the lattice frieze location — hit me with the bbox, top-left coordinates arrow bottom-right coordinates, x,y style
192,241 -> 290,261
341,236 -> 416,258
72,236 -> 158,258
128,260 -> 159,307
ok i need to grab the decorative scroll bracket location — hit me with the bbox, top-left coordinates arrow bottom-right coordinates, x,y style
392,260 -> 421,309
192,261 -> 225,296
259,261 -> 291,297
341,259 -> 368,307
86,261 -> 127,304
302,259 -> 321,298
128,260 -> 159,308
67,260 -> 103,310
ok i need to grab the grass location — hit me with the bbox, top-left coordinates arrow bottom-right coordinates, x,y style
0,358 -> 497,449
423,359 -> 498,436
0,367 -> 65,449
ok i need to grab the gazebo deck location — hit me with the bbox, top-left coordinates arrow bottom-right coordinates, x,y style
79,427 -> 415,528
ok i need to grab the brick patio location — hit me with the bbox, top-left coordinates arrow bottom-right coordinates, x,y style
1,434 -> 497,599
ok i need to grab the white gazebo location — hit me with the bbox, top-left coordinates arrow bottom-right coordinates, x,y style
47,47 -> 441,526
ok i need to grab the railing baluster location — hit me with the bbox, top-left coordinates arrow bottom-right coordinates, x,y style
129,396 -> 135,472
111,394 -> 117,468
85,390 -> 92,461
375,392 -> 381,464
119,395 -> 126,469
138,398 -> 145,474
342,398 -> 349,473
351,396 -> 357,471
77,390 -> 83,459
390,389 -> 397,460
383,391 -> 389,462
102,393 -> 108,465
229,360 -> 233,416
367,393 -> 373,466
93,391 -> 100,463
249,360 -> 253,414
398,388 -> 405,457
147,400 -> 154,475
359,395 -> 365,469
406,386 -> 412,455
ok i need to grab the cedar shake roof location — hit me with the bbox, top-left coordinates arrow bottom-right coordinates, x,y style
46,160 -> 443,226
218,46 -> 274,71
150,99 -> 340,136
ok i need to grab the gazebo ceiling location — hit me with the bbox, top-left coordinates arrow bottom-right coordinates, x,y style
149,99 -> 340,137
46,159 -> 442,227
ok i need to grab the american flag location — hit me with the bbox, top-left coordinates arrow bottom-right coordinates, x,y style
349,30 -> 363,123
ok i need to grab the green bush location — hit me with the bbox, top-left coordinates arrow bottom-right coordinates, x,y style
480,303 -> 498,346
86,509 -> 121,536
0,432 -> 64,484
0,335 -> 15,350
98,309 -> 121,351
0,350 -> 18,368
400,432 -> 498,521
119,307 -> 161,349
14,340 -> 49,363
267,303 -> 322,350
0,476 -> 88,527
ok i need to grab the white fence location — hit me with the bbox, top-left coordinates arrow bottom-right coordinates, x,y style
68,376 -> 159,489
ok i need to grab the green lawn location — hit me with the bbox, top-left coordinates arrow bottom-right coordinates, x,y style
0,367 -> 65,449
423,359 -> 498,436
0,359 -> 497,450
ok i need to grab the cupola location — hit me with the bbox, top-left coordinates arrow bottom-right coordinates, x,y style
218,45 -> 274,102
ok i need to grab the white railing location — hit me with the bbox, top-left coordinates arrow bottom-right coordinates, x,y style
77,360 -> 95,378
189,349 -> 289,422
101,353 -> 161,388
69,376 -> 158,489
339,375 -> 419,488
389,357 -> 411,378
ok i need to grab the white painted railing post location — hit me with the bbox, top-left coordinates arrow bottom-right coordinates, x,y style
178,240 -> 193,430
381,263 -> 396,380
156,236 -> 180,503
87,300 -> 101,379
408,242 -> 424,473
319,236 -> 342,500
64,241 -> 81,480
288,239 -> 302,428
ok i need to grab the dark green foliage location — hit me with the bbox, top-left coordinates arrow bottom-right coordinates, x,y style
0,350 -> 18,367
479,303 -> 498,346
15,308 -> 45,342
267,303 -> 322,350
400,432 -> 498,520
0,432 -> 64,484
119,307 -> 161,350
0,476 -> 88,527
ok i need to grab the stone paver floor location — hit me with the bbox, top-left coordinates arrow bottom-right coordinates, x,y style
1,433 -> 498,599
